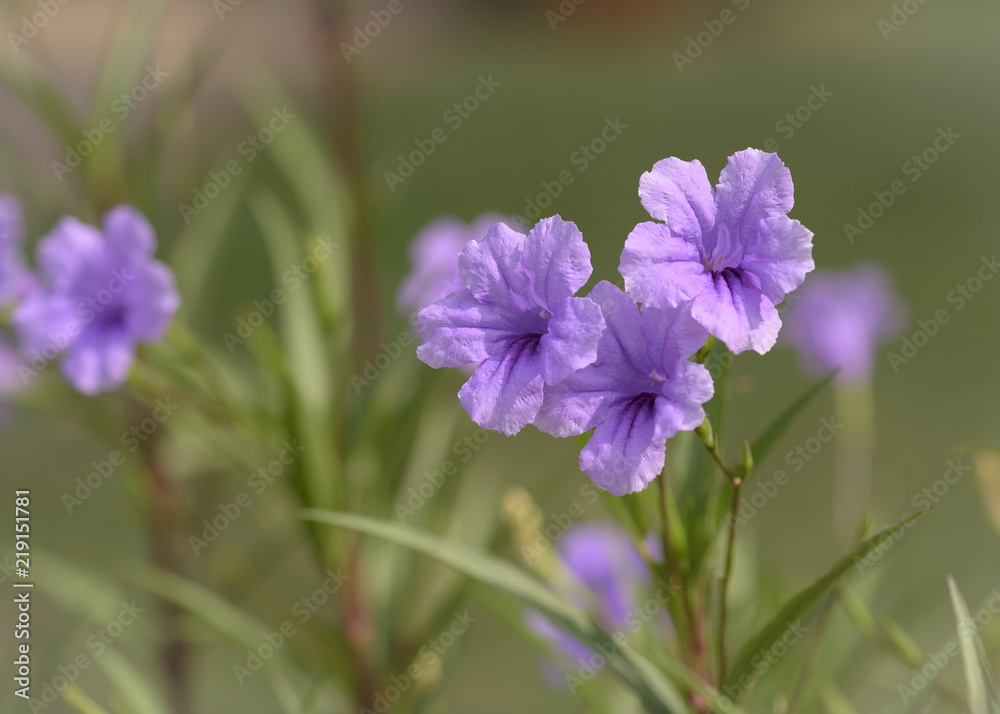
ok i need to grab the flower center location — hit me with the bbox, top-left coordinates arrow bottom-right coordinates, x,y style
649,369 -> 668,383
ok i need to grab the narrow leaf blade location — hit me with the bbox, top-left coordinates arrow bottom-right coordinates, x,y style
724,510 -> 928,701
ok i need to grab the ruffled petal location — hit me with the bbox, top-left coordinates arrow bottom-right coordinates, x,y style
620,222 -> 713,308
638,157 -> 716,245
714,149 -> 794,252
458,340 -> 544,435
538,296 -> 604,384
740,216 -> 815,304
657,361 -> 714,432
640,303 -> 710,371
416,289 -> 517,369
689,271 -> 781,355
521,215 -> 593,312
579,396 -> 670,496
458,222 -> 530,313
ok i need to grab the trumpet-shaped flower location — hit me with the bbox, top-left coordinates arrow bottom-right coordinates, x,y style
417,216 -> 605,435
783,263 -> 905,383
13,206 -> 180,395
535,282 -> 713,495
620,148 -> 814,354
396,213 -> 511,314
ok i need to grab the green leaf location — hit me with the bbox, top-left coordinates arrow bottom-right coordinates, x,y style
62,685 -> 112,714
302,509 -> 741,714
95,650 -> 170,714
948,576 -> 1000,714
723,510 -> 928,702
739,370 -> 838,483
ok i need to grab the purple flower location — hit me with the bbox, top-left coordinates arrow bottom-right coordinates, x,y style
396,213 -> 511,314
783,263 -> 905,383
417,216 -> 605,435
620,149 -> 814,355
0,194 -> 36,305
13,206 -> 180,395
527,524 -> 654,678
535,282 -> 713,495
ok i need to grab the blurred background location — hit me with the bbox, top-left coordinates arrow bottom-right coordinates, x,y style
1,0 -> 999,711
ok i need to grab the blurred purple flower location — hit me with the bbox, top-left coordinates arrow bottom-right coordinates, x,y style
13,206 -> 180,395
535,282 -> 713,495
417,216 -> 605,435
783,263 -> 905,383
526,524 -> 653,681
620,149 -> 814,355
396,213 -> 511,314
0,194 -> 36,305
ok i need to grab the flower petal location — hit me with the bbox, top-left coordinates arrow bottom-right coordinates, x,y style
640,303 -> 710,370
620,222 -> 712,308
416,289 -> 517,369
689,271 -> 781,355
36,218 -> 106,292
638,157 -> 716,244
12,294 -> 80,355
740,215 -> 815,304
458,341 -> 544,435
520,215 -> 593,312
538,296 -> 605,384
579,396 -> 670,496
61,330 -> 136,395
714,149 -> 794,251
458,222 -> 530,312
103,205 -> 157,266
658,361 -> 714,432
124,261 -> 181,341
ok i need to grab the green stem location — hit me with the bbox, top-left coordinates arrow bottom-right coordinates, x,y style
717,477 -> 742,682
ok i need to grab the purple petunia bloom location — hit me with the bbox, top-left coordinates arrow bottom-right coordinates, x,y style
417,216 -> 606,435
396,213 -> 511,314
0,194 -> 36,305
535,282 -> 713,495
527,523 -> 652,680
13,206 -> 180,395
620,148 -> 815,355
783,263 -> 905,384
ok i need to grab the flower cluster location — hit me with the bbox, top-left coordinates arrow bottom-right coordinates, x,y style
415,149 -> 815,495
0,197 -> 179,396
